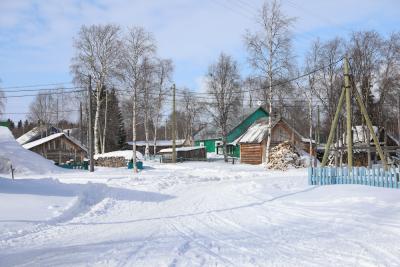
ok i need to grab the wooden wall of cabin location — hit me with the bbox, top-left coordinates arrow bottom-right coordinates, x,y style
240,143 -> 263,165
31,137 -> 86,164
271,122 -> 305,150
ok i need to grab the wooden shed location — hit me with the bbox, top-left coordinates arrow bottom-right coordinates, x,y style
235,117 -> 313,165
159,146 -> 207,162
22,133 -> 87,164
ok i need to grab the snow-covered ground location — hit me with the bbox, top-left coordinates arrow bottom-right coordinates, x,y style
1,160 -> 400,266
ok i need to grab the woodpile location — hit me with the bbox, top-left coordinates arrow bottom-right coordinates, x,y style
94,157 -> 127,168
267,141 -> 303,170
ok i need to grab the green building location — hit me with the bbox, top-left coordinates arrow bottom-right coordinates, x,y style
194,107 -> 269,158
0,121 -> 9,127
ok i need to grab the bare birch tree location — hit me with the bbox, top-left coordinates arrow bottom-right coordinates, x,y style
245,0 -> 294,165
71,24 -> 122,154
179,88 -> 202,143
121,27 -> 156,171
152,58 -> 173,154
139,57 -> 156,158
206,53 -> 241,162
28,91 -> 57,127
304,40 -> 322,166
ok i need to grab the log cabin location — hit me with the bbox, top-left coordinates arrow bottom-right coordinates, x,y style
22,133 -> 87,164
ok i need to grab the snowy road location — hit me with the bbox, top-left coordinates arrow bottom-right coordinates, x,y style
1,161 -> 400,266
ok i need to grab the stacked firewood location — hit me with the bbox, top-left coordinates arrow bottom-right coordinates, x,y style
94,157 -> 127,168
267,141 -> 303,170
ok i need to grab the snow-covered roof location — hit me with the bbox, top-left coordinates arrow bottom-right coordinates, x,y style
127,139 -> 185,146
232,117 -> 311,145
22,133 -> 87,152
16,126 -> 61,145
159,146 -> 204,153
234,119 -> 269,144
94,150 -> 143,161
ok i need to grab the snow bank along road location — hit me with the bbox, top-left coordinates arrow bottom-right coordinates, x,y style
1,161 -> 400,266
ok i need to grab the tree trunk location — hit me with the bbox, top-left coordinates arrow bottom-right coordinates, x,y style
144,112 -> 150,159
222,128 -> 228,162
94,90 -> 102,155
101,91 -> 108,154
265,75 -> 273,165
132,89 -> 138,173
309,97 -> 313,167
153,115 -> 160,156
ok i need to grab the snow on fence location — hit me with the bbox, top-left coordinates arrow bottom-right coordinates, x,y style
308,167 -> 400,189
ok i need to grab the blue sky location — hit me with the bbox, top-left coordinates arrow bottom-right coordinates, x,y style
0,0 -> 399,122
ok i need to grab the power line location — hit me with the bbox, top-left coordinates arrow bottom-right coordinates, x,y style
0,89 -> 85,99
1,86 -> 85,93
0,82 -> 73,90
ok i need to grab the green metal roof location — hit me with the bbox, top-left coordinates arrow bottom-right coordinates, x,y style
226,106 -> 269,143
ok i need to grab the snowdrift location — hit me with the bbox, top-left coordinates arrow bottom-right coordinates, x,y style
0,126 -> 62,175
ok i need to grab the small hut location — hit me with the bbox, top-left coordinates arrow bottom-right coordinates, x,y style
235,117 -> 313,165
159,146 -> 207,162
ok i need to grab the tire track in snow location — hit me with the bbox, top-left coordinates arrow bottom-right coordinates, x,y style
168,221 -> 236,266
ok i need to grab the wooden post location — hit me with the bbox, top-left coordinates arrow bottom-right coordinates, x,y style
384,121 -> 388,164
10,164 -> 14,180
88,75 -> 94,172
317,105 -> 320,145
79,102 -> 83,145
172,84 -> 177,163
398,94 -> 400,143
321,87 -> 346,167
344,57 -> 353,169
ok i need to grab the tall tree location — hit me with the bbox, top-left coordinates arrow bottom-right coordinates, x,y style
152,58 -> 173,155
206,53 -> 242,162
349,31 -> 382,125
179,88 -> 202,143
245,0 -> 294,164
71,24 -> 123,154
28,91 -> 57,126
122,26 -> 156,171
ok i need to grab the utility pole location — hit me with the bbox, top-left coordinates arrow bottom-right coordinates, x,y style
317,105 -> 320,145
172,84 -> 177,163
344,57 -> 353,169
398,94 -> 400,143
80,102 -> 83,145
88,75 -> 94,172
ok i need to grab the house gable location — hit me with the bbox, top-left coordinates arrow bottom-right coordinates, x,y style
226,107 -> 269,143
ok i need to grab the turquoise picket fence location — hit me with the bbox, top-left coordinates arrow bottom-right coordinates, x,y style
308,167 -> 400,189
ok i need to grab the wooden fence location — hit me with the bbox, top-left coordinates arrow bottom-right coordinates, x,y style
309,167 -> 400,189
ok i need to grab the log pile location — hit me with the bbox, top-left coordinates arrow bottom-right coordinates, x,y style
94,157 -> 127,168
267,141 -> 303,170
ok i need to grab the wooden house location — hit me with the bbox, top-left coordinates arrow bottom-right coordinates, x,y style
234,117 -> 314,165
22,133 -> 87,164
17,125 -> 61,145
194,106 -> 270,157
